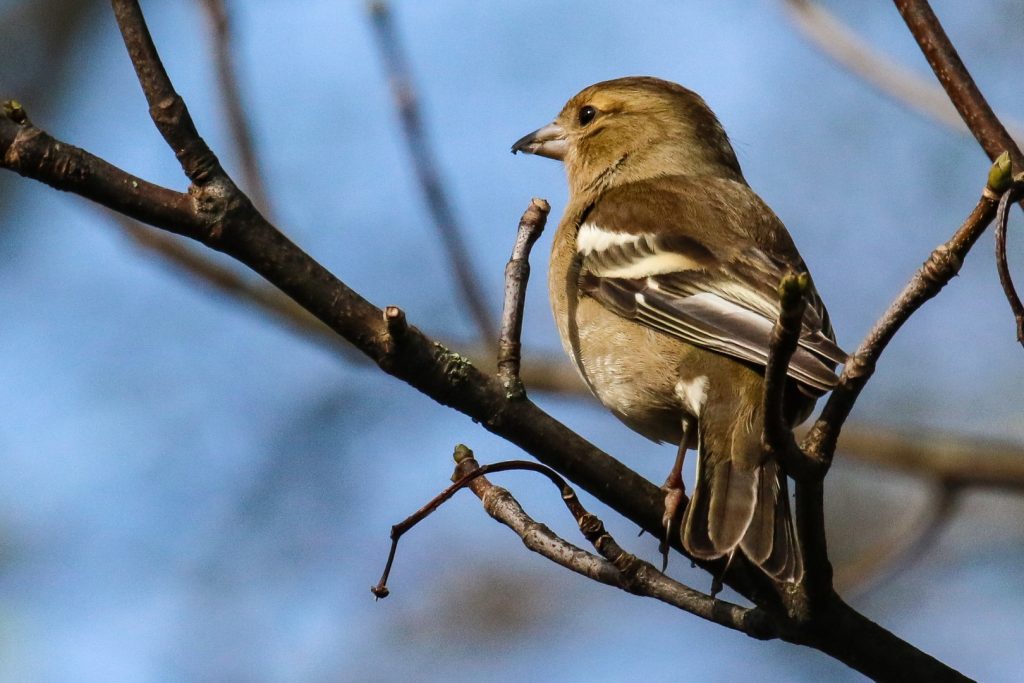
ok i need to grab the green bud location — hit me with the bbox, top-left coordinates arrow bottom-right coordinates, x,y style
3,100 -> 27,124
988,151 -> 1012,193
452,444 -> 474,463
778,272 -> 808,305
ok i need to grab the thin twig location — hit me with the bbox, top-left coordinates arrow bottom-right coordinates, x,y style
370,448 -> 632,598
497,198 -> 549,399
802,171 -> 1005,461
761,271 -> 816,478
995,184 -> 1024,346
370,448 -> 547,598
759,273 -> 832,608
112,0 -> 226,186
367,0 -> 496,342
436,447 -> 774,638
783,0 -> 1024,143
893,0 -> 1024,170
198,0 -> 272,216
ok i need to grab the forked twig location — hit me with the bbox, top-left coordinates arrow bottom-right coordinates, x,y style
802,158 -> 1009,461
372,445 -> 774,638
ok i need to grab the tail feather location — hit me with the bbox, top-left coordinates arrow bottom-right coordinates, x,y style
744,461 -> 803,582
706,459 -> 758,552
741,462 -> 777,566
681,438 -> 716,559
682,442 -> 803,582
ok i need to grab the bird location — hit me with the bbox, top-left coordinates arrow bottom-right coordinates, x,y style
511,77 -> 845,582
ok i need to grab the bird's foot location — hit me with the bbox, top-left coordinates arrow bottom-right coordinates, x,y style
658,481 -> 686,571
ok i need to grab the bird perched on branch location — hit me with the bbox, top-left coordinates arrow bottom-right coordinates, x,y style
512,77 -> 844,582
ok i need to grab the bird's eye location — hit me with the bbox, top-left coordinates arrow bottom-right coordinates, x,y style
578,105 -> 597,126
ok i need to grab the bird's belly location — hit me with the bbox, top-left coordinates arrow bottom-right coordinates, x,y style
572,299 -> 689,444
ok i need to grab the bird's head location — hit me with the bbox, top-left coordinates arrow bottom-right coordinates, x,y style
512,76 -> 743,195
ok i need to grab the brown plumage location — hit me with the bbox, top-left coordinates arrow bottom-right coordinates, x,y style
513,77 -> 845,582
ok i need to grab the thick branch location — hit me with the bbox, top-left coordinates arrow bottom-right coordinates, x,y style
0,106 -> 200,234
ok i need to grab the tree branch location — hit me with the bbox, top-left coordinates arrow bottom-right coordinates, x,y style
112,0 -> 226,186
837,425 -> 1024,492
448,449 -> 775,639
0,103 -> 200,234
761,271 -> 819,479
497,198 -> 549,399
802,175 -> 1004,461
198,0 -> 272,216
893,0 -> 1024,170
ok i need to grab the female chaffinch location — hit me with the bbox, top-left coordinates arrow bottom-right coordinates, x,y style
513,77 -> 845,582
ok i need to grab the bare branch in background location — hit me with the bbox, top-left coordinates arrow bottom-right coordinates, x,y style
198,0 -> 272,217
0,0 -> 98,103
783,0 -> 1024,144
836,427 -> 1024,491
834,482 -> 958,596
367,0 -> 496,342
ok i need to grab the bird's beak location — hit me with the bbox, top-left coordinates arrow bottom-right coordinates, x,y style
511,122 -> 567,160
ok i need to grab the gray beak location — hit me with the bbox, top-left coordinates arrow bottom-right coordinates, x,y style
511,122 -> 567,160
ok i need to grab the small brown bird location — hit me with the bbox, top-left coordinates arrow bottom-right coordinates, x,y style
512,77 -> 845,582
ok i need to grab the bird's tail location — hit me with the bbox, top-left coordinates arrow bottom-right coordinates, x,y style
681,429 -> 803,583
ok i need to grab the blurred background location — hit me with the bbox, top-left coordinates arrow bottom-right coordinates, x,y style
1,0 -> 1022,680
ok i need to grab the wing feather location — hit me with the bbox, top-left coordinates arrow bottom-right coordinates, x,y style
580,260 -> 845,395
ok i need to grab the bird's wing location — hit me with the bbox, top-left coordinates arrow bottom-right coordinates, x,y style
577,182 -> 846,395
